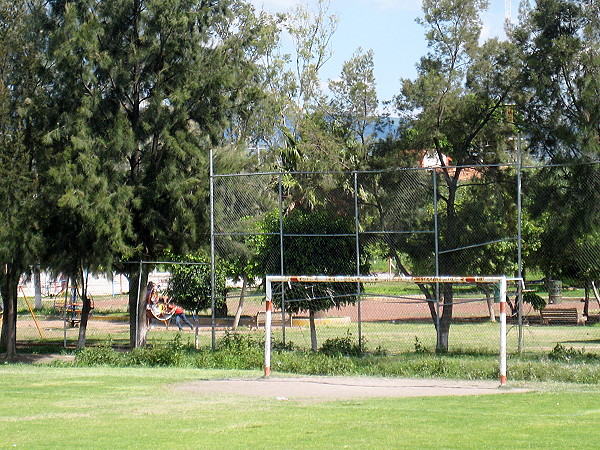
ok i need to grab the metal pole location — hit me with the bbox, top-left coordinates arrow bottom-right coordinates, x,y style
433,170 -> 441,346
135,261 -> 142,348
63,279 -> 69,348
517,132 -> 524,353
210,148 -> 216,350
19,286 -> 44,338
499,277 -> 508,386
353,172 -> 362,348
264,279 -> 273,378
278,173 -> 286,345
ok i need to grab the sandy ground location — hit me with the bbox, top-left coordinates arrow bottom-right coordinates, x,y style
175,376 -> 529,402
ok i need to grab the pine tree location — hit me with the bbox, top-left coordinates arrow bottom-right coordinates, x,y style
40,0 -> 274,347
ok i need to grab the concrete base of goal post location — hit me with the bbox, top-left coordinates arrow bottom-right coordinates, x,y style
499,277 -> 507,386
263,279 -> 273,378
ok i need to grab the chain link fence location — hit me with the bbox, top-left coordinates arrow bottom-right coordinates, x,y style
213,161 -> 600,356
10,161 -> 600,355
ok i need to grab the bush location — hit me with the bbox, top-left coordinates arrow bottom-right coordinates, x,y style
71,336 -> 600,384
165,252 -> 228,316
319,331 -> 365,357
128,335 -> 187,367
76,341 -> 125,366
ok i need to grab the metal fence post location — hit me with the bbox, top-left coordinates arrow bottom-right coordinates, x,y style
433,169 -> 441,346
135,261 -> 143,348
278,172 -> 286,345
210,149 -> 216,350
354,171 -> 362,348
517,133 -> 524,353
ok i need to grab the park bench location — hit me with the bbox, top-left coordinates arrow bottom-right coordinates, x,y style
255,311 -> 292,328
539,308 -> 586,325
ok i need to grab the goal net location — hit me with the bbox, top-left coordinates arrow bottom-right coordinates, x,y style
263,275 -> 515,386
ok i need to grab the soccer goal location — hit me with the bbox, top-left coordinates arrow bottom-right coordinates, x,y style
263,275 -> 515,386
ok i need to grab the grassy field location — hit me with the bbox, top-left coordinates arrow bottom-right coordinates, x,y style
2,365 -> 600,448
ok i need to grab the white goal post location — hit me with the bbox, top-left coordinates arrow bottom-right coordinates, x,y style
263,275 -> 513,386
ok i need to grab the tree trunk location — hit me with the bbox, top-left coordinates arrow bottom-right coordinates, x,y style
592,281 -> 600,310
483,285 -> 496,322
436,284 -> 454,353
77,295 -> 93,349
34,267 -> 43,310
583,285 -> 590,318
232,276 -> 247,330
309,309 -> 318,351
128,266 -> 150,348
77,272 -> 92,349
434,169 -> 460,353
1,264 -> 21,358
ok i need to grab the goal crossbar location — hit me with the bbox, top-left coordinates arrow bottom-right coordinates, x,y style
263,274 -> 510,386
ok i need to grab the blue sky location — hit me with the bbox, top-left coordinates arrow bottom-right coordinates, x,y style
249,0 -> 516,109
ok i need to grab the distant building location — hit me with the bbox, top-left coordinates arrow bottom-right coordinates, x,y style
420,150 -> 481,181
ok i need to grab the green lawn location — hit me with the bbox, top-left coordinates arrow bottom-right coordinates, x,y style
1,365 -> 600,448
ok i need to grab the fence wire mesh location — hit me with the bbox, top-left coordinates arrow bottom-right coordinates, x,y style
212,162 -> 600,356
10,162 -> 600,356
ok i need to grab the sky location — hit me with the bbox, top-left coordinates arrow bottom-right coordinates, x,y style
249,0 -> 517,109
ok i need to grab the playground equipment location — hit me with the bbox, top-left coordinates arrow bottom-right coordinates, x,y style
18,286 -> 44,339
53,284 -> 94,327
148,301 -> 175,328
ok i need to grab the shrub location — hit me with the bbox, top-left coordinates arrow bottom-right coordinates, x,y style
75,341 -> 125,366
128,335 -> 187,367
319,331 -> 365,357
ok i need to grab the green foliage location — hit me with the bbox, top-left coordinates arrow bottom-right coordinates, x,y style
165,253 -> 228,316
75,340 -> 124,366
548,343 -> 586,362
76,335 -> 189,367
319,331 -> 365,357
70,335 -> 600,384
512,0 -> 600,160
217,331 -> 263,353
129,334 -> 186,367
525,165 -> 600,283
523,291 -> 546,311
414,336 -> 429,353
253,208 -> 370,314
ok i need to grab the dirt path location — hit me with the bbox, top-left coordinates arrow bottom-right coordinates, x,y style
175,376 -> 529,402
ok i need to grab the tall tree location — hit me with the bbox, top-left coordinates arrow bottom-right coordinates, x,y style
39,0 -> 274,347
286,0 -> 338,115
0,0 -> 46,357
277,0 -> 339,172
328,47 -> 379,155
512,0 -> 600,306
392,0 -> 518,351
254,209 -> 369,351
511,0 -> 600,160
33,0 -> 135,348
